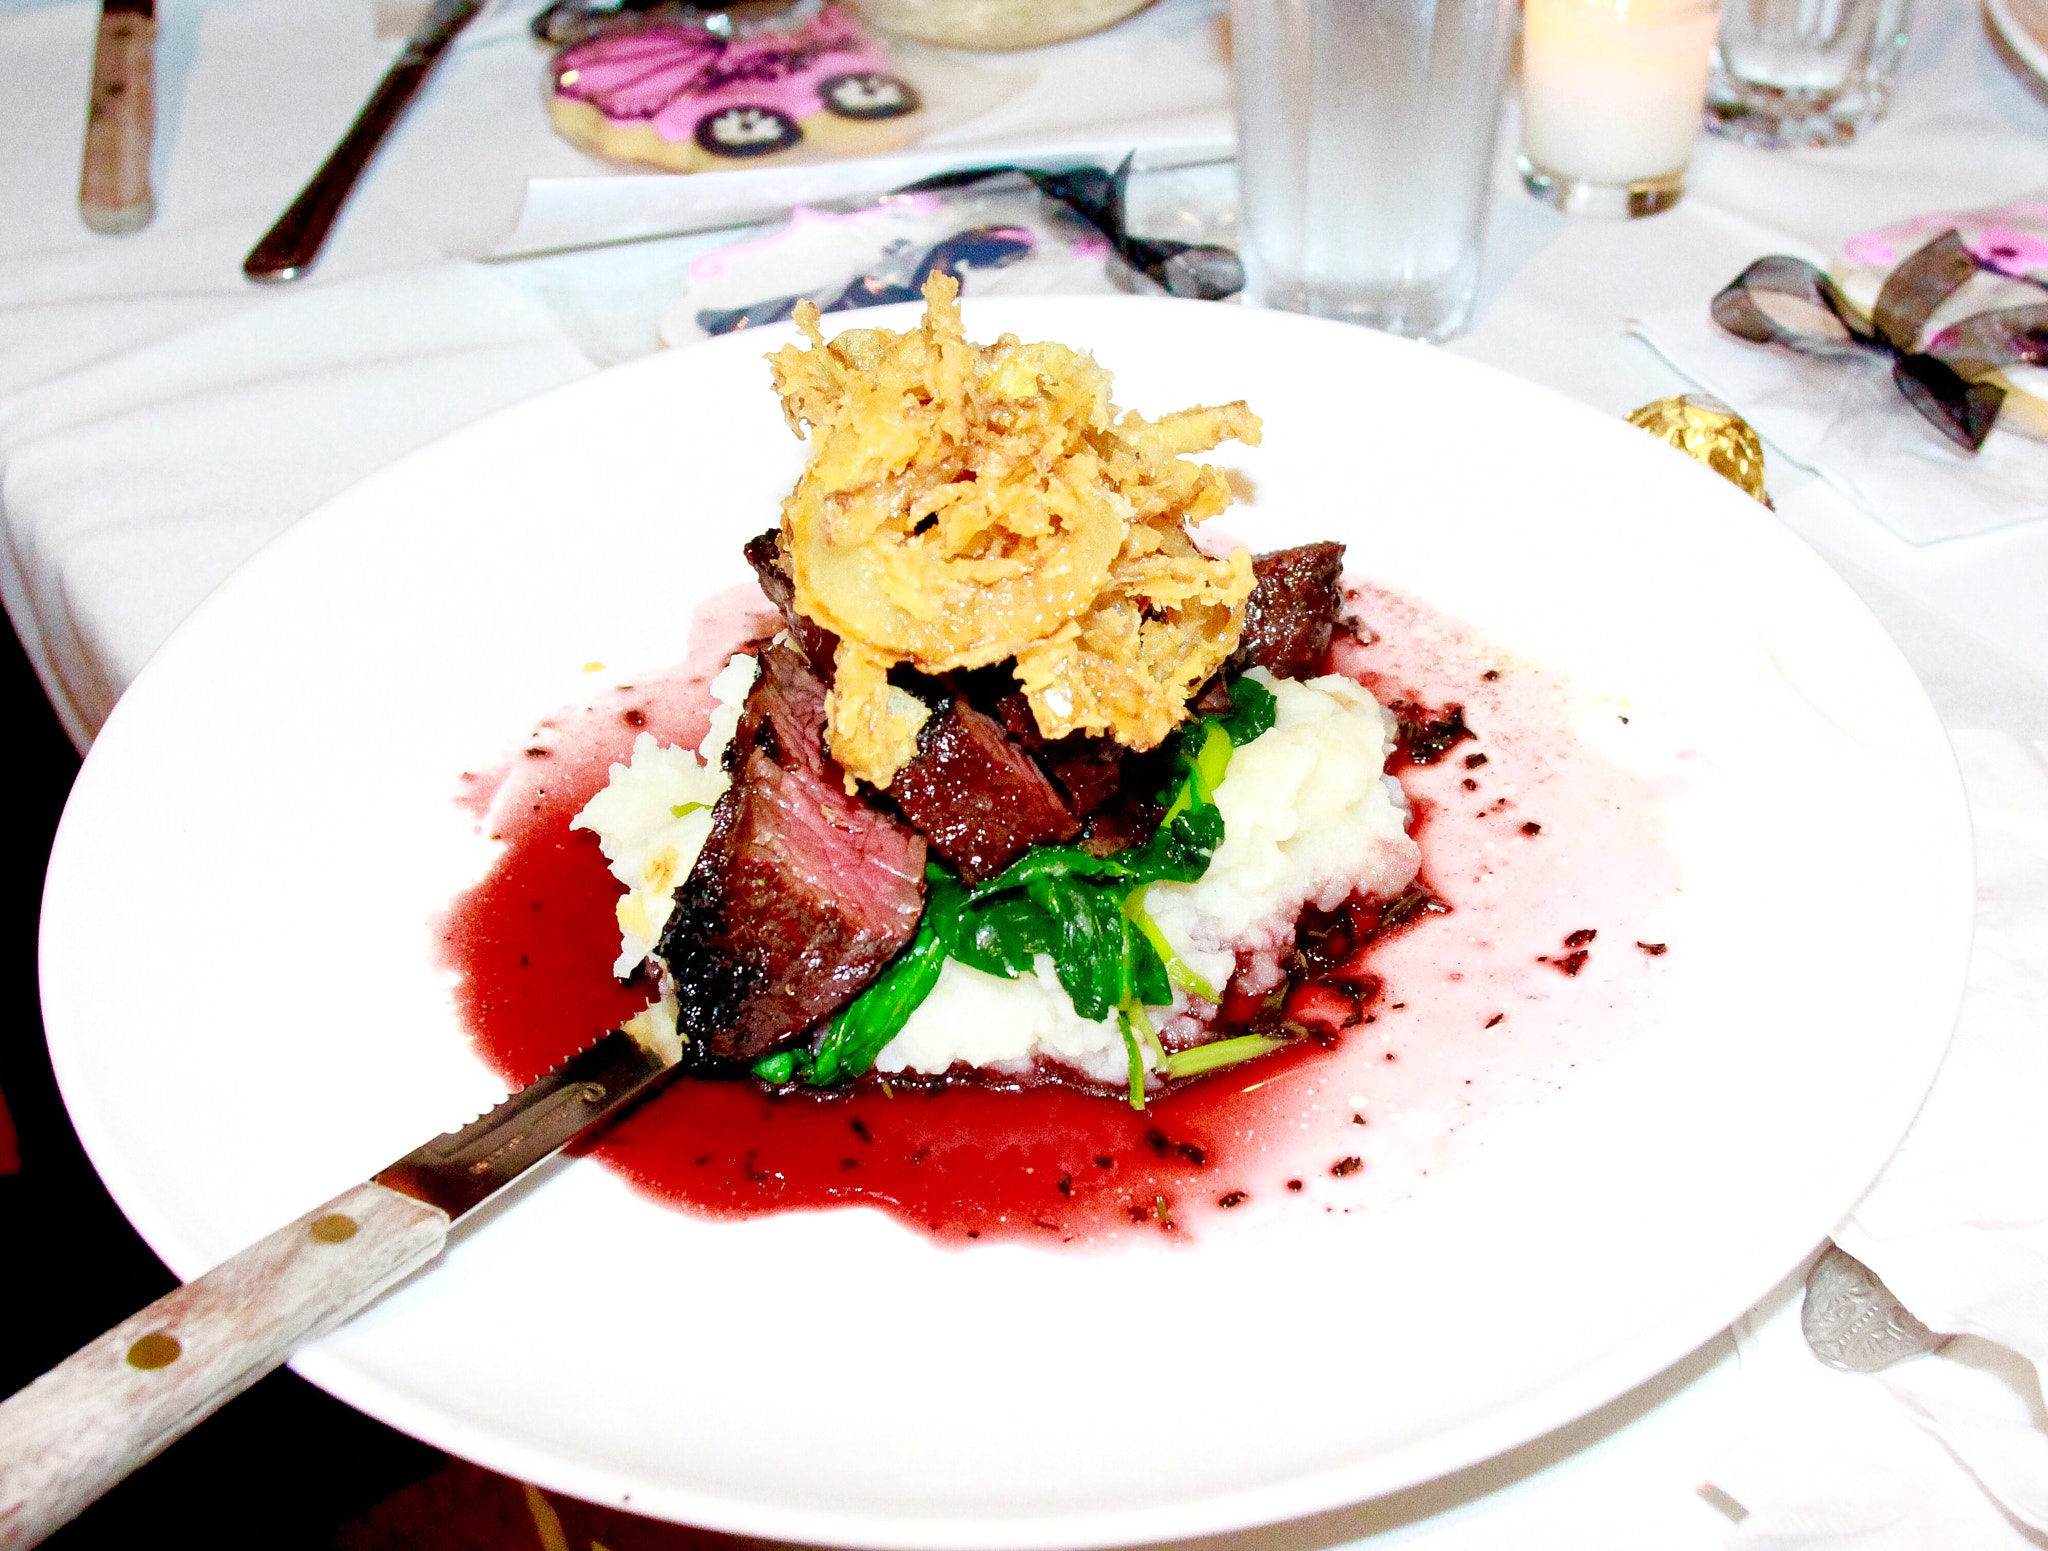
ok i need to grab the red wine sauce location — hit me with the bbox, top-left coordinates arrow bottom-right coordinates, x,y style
440,581 -> 1677,1248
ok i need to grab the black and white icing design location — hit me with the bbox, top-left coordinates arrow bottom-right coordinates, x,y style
818,72 -> 921,120
694,104 -> 803,157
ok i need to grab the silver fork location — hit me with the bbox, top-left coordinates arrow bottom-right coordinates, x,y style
1802,1241 -> 1951,1372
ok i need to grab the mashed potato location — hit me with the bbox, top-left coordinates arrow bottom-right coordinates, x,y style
874,955 -> 1159,1087
572,652 -> 757,977
1145,669 -> 1421,998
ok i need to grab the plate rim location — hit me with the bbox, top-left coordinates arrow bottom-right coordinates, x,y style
1988,0 -> 2048,83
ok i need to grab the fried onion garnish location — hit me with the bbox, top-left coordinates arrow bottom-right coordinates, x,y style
769,273 -> 1259,788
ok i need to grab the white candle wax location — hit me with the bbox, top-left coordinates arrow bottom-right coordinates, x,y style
1521,0 -> 1721,185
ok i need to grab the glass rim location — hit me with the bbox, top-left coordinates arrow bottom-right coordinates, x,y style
1526,0 -> 1722,17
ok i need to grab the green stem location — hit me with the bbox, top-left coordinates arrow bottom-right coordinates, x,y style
1123,887 -> 1219,1003
1159,1033 -> 1292,1081
1122,997 -> 1165,1063
1117,1009 -> 1148,1111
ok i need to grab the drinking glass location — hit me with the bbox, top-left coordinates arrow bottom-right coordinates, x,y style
1706,0 -> 1912,147
1519,0 -> 1722,219
1231,0 -> 1518,343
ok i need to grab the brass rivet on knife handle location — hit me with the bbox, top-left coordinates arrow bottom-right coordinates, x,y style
79,4 -> 156,236
0,1026 -> 671,1544
0,1181 -> 447,1550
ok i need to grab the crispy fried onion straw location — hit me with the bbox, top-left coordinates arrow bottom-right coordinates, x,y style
769,274 -> 1259,788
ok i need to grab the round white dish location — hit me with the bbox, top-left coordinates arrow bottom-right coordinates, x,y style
41,298 -> 1972,1549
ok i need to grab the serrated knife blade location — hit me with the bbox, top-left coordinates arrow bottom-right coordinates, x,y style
375,1028 -> 672,1218
0,1027 -> 675,1549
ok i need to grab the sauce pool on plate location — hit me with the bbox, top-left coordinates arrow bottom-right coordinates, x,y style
439,581 -> 1680,1247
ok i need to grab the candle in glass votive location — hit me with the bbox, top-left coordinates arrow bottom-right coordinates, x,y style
1518,0 -> 1721,219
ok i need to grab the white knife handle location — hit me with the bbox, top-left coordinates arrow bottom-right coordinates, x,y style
0,1181 -> 447,1549
79,7 -> 156,235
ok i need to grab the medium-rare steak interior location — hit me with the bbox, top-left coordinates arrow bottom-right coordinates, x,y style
658,642 -> 926,1060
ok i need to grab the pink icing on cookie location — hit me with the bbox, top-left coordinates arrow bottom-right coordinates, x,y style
1973,227 -> 2048,280
1842,234 -> 1895,266
554,4 -> 898,143
1843,203 -> 2048,284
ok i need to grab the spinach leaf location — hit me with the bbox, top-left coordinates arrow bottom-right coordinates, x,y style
967,843 -> 1127,902
1217,675 -> 1278,747
750,1047 -> 808,1085
949,893 -> 1054,979
1123,886 -> 1216,1001
807,913 -> 950,1086
1127,918 -> 1173,1007
1119,800 -> 1223,887
1030,872 -> 1131,1021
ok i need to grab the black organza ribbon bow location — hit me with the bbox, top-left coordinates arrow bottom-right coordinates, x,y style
900,154 -> 1245,301
1711,230 -> 2048,453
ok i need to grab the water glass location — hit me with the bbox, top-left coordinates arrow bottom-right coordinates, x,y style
1706,0 -> 1912,147
1231,0 -> 1518,343
1519,0 -> 1722,219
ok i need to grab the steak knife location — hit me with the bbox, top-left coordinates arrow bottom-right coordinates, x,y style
79,0 -> 156,235
242,0 -> 485,282
0,1028 -> 674,1549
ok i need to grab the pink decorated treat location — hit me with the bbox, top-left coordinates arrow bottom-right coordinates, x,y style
549,4 -> 923,173
1839,201 -> 2048,282
1834,202 -> 2048,443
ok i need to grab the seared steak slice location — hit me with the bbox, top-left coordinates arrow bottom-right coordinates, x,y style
1234,542 -> 1346,679
744,529 -> 840,682
659,643 -> 926,1061
1037,735 -> 1124,818
890,702 -> 1079,884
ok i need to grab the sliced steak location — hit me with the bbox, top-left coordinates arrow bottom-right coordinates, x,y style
1079,792 -> 1165,858
944,668 -> 1041,748
659,643 -> 926,1061
1037,735 -> 1124,818
744,529 -> 840,682
1234,541 -> 1346,679
890,702 -> 1079,884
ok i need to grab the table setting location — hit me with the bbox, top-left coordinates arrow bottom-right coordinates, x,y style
1,0 -> 2047,1546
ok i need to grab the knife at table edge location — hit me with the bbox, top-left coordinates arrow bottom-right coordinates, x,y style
0,1027 -> 676,1551
79,0 -> 157,236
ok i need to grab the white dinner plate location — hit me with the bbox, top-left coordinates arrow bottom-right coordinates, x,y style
41,298 -> 1972,1549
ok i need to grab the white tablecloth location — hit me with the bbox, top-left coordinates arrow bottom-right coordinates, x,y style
3,0 -> 2047,1544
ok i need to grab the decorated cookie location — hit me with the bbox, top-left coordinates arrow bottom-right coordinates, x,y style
1834,202 -> 2048,441
548,2 -> 924,173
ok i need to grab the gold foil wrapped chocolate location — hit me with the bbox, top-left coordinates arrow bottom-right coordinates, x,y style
1626,394 -> 1772,507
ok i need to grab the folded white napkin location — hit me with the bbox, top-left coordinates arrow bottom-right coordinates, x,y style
1629,292 -> 2048,547
1700,730 -> 2048,1547
0,262 -> 592,747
